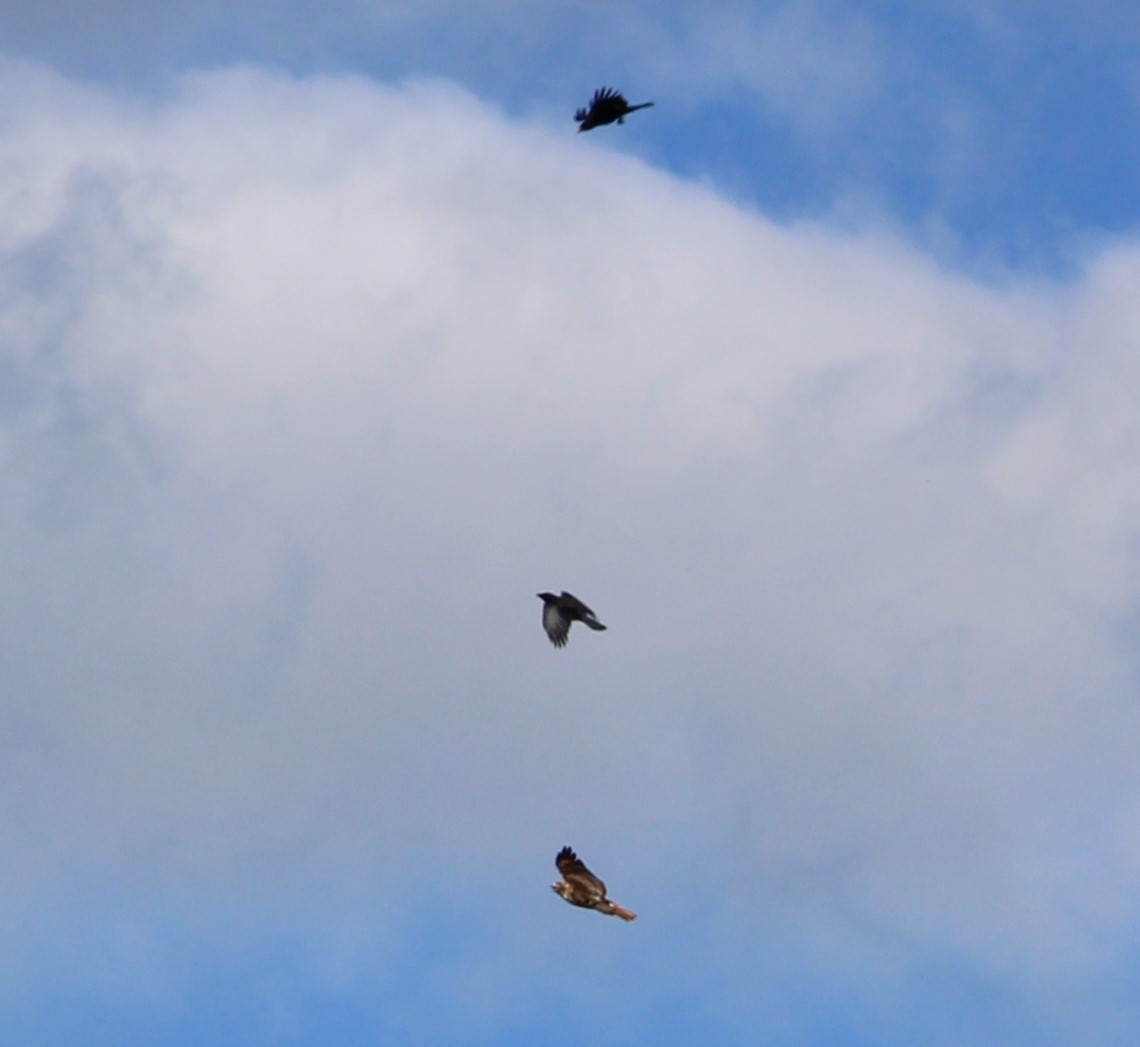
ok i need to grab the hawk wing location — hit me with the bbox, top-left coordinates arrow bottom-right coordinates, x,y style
555,846 -> 607,902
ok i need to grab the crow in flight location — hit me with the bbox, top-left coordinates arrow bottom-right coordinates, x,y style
537,591 -> 607,648
575,87 -> 654,132
551,846 -> 637,921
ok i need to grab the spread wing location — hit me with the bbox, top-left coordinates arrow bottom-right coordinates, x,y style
559,591 -> 606,632
556,846 -> 607,901
558,591 -> 595,618
542,602 -> 570,647
591,86 -> 625,109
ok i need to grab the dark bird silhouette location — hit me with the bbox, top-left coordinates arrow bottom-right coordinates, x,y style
552,846 -> 637,921
575,87 -> 654,132
537,591 -> 607,647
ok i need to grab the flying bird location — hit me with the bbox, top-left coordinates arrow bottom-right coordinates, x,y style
551,846 -> 637,921
537,591 -> 607,647
574,87 -> 655,132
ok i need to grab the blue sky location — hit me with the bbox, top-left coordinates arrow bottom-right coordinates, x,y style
8,0 -> 1140,268
3,2 -> 1140,1045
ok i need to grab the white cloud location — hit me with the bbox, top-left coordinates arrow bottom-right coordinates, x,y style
1,57 -> 1139,1036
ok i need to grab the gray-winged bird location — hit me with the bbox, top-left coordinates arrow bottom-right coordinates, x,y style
537,591 -> 607,647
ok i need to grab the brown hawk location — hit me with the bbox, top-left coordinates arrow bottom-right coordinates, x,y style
537,591 -> 607,647
551,846 -> 636,921
575,87 -> 655,132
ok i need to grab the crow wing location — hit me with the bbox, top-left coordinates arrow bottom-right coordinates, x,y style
558,591 -> 597,618
591,86 -> 625,108
576,87 -> 630,128
542,602 -> 570,647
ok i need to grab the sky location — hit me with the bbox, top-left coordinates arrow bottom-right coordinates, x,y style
2,2 -> 1140,1044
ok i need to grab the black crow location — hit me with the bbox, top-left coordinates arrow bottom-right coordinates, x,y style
575,87 -> 654,132
537,591 -> 607,647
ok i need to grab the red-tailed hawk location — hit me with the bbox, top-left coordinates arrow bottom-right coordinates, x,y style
551,846 -> 636,921
575,87 -> 655,132
537,591 -> 607,647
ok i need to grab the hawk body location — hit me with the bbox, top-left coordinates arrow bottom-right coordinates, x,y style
552,846 -> 636,921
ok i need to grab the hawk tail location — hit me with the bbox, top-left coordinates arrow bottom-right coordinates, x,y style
611,904 -> 637,922
584,618 -> 607,632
